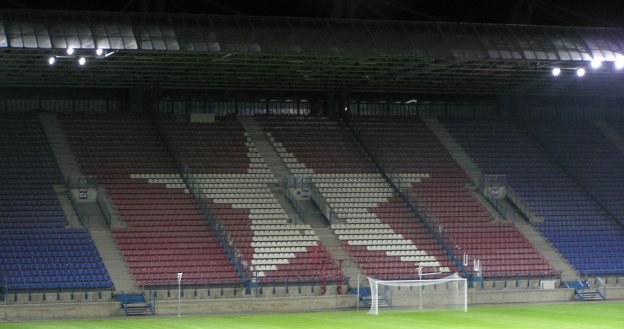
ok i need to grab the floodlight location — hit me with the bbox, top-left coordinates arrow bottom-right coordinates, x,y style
590,58 -> 602,69
551,67 -> 561,77
78,57 -> 86,66
66,47 -> 74,55
615,55 -> 624,70
576,68 -> 586,77
96,48 -> 104,56
48,57 -> 55,65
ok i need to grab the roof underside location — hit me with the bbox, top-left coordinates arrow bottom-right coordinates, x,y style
1,10 -> 624,96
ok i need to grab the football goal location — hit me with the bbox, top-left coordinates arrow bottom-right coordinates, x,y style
367,273 -> 468,315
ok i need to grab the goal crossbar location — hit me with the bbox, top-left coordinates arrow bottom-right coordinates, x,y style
367,273 -> 467,315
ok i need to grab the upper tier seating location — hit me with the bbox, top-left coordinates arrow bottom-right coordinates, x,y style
0,112 -> 112,290
350,117 -> 556,278
257,116 -> 456,279
161,116 -> 341,283
443,118 -> 624,275
530,120 -> 624,224
59,113 -> 240,286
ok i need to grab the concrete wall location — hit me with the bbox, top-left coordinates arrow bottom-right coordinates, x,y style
0,295 -> 355,321
1,287 -> 622,322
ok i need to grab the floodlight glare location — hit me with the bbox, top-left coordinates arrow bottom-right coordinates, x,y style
78,57 -> 86,66
590,58 -> 602,69
66,47 -> 74,55
615,56 -> 624,70
551,67 -> 561,77
96,48 -> 104,56
576,67 -> 586,77
48,56 -> 55,65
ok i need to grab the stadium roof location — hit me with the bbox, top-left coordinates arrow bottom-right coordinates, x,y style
1,9 -> 624,96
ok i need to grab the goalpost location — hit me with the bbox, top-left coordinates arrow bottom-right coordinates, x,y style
367,273 -> 468,315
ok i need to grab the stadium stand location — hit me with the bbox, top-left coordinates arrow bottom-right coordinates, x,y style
256,116 -> 457,279
160,115 -> 342,284
58,113 -> 241,287
443,118 -> 624,276
530,120 -> 624,224
349,117 -> 556,278
0,112 -> 112,290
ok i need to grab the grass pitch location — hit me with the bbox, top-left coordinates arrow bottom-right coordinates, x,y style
1,302 -> 622,329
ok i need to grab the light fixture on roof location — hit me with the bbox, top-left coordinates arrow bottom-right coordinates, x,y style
615,55 -> 624,70
576,67 -> 586,77
78,57 -> 86,66
66,47 -> 74,55
95,48 -> 104,56
47,56 -> 56,66
551,67 -> 561,77
590,58 -> 602,69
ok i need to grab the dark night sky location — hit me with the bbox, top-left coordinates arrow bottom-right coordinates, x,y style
1,0 -> 624,27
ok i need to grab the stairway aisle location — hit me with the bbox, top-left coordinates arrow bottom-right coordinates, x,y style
38,112 -> 82,179
238,116 -> 290,179
240,116 -> 363,285
90,229 -> 137,293
514,223 -> 578,282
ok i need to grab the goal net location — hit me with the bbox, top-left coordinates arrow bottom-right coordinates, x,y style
367,273 -> 468,315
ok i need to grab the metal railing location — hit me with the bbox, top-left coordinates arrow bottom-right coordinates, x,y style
478,175 -> 545,224
96,186 -> 122,228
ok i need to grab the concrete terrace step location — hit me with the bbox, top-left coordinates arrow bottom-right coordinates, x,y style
38,112 -> 83,179
90,229 -> 137,293
238,116 -> 291,180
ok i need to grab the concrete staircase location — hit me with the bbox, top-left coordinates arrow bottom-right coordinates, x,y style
422,118 -> 482,185
314,225 -> 363,287
297,200 -> 363,287
269,184 -> 302,223
513,223 -> 578,282
238,116 -> 301,223
423,118 -> 510,222
90,229 -> 137,293
52,184 -> 80,228
238,116 -> 290,179
298,199 -> 329,228
80,202 -> 112,230
38,112 -> 81,179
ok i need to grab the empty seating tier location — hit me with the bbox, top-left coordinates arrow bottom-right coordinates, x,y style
257,116 -> 456,280
0,112 -> 112,290
444,118 -> 624,276
350,117 -> 556,278
161,116 -> 342,283
59,113 -> 240,286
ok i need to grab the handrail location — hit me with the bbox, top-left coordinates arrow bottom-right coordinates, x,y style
66,187 -> 88,227
479,173 -> 543,223
284,175 -> 339,224
283,181 -> 305,222
310,182 -> 339,225
482,188 -> 508,220
505,186 -> 543,223
96,186 -> 122,228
